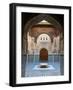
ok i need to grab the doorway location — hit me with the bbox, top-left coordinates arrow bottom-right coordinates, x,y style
40,48 -> 48,62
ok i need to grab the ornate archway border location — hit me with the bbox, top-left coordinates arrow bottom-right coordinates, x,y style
24,14 -> 63,34
22,14 -> 63,54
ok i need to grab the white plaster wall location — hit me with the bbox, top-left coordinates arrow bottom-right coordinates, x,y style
52,36 -> 60,53
37,34 -> 51,54
27,33 -> 61,55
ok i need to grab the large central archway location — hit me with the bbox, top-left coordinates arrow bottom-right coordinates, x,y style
36,34 -> 51,55
40,48 -> 48,62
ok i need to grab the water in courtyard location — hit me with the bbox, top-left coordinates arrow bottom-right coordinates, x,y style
21,55 -> 64,77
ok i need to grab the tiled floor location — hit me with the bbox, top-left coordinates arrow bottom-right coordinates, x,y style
21,55 -> 64,77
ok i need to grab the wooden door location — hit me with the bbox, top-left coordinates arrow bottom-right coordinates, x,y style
40,48 -> 48,62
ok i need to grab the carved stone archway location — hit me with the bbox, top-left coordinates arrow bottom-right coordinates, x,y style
22,14 -> 63,54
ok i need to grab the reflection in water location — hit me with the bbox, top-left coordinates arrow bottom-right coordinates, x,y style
21,54 -> 64,77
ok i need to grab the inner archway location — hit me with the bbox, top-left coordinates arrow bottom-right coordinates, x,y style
37,34 -> 51,55
40,48 -> 48,62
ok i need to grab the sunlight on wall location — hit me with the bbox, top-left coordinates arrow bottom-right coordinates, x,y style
27,33 -> 60,55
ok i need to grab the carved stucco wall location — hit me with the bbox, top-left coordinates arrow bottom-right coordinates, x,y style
22,14 -> 64,55
27,33 -> 61,55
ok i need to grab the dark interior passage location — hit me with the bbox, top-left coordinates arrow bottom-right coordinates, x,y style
40,48 -> 48,62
